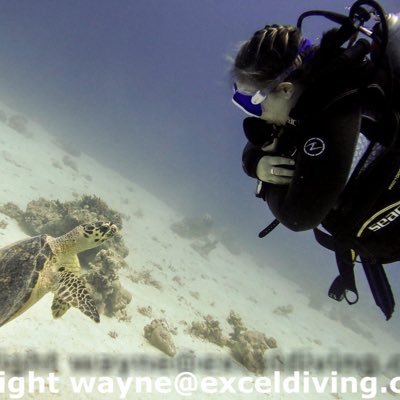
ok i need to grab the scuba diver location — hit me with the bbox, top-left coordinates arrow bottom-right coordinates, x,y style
231,0 -> 400,319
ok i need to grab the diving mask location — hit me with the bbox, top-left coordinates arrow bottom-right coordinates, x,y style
232,38 -> 312,118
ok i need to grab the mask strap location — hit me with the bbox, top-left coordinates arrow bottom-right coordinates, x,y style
251,37 -> 314,105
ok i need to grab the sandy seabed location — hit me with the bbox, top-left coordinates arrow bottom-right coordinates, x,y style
0,102 -> 397,399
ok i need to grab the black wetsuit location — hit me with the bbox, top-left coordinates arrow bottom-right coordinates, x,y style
242,52 -> 381,232
266,92 -> 362,231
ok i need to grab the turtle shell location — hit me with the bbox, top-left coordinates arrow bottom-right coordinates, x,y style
0,234 -> 53,326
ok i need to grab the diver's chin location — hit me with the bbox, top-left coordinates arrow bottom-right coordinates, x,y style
260,115 -> 275,124
264,118 -> 286,126
261,113 -> 286,126
275,115 -> 291,126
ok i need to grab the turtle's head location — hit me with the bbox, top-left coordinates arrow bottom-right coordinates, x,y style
80,221 -> 118,249
72,221 -> 118,252
53,222 -> 118,254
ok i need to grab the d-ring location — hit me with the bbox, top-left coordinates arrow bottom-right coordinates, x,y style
270,167 -> 275,176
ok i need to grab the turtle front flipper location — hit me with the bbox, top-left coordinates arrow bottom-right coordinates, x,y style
51,297 -> 71,319
55,271 -> 99,323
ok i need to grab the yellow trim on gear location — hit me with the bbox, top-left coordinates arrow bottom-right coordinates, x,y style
356,200 -> 400,237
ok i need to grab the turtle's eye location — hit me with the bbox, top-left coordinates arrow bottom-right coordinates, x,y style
58,266 -> 65,272
84,224 -> 94,233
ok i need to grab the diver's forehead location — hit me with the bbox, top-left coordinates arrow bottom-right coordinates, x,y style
235,81 -> 260,94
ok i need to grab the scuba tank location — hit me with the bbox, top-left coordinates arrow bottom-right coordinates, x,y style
297,2 -> 400,90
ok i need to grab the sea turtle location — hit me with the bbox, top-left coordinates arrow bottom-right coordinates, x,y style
0,221 -> 118,327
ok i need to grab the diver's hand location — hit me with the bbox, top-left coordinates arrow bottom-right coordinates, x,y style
256,155 -> 295,185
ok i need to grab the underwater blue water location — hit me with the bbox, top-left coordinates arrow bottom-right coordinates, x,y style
0,0 -> 399,333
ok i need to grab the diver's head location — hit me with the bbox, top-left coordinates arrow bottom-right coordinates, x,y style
232,24 -> 312,125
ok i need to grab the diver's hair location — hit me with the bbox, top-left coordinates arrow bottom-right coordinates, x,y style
233,24 -> 307,87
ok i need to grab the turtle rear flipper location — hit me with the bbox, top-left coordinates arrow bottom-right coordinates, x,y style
55,272 -> 100,323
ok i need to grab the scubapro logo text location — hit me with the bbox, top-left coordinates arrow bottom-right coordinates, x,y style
368,205 -> 400,232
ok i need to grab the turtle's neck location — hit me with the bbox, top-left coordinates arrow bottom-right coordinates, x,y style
50,226 -> 91,255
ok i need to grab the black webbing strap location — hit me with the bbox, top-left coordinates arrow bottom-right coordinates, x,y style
360,257 -> 395,320
332,245 -> 359,304
313,228 -> 335,251
258,219 -> 280,238
314,228 -> 359,304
